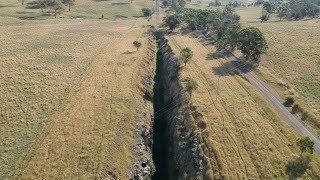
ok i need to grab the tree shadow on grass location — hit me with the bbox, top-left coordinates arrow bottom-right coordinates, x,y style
193,31 -> 216,46
180,26 -> 193,35
211,50 -> 260,76
25,1 -> 41,9
285,155 -> 311,179
16,11 -> 37,14
0,5 -> 16,8
206,50 -> 232,60
212,61 -> 240,76
132,15 -> 144,18
122,50 -> 136,55
229,60 -> 259,73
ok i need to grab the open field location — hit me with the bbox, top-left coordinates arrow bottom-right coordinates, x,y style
1,1 -> 320,178
166,31 -> 320,178
0,16 -> 156,179
235,7 -> 320,134
0,0 -> 154,19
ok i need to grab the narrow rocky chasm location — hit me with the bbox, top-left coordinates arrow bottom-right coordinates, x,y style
150,32 -> 210,180
152,35 -> 169,180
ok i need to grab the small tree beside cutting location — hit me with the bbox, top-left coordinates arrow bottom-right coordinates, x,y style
180,47 -> 193,65
133,41 -> 142,51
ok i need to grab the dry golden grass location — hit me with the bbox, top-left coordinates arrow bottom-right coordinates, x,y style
0,17 -> 155,179
235,7 -> 320,134
166,31 -> 320,179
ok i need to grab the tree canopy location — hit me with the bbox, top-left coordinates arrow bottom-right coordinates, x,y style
62,0 -> 75,11
296,136 -> 315,154
142,8 -> 152,17
52,0 -> 64,18
183,77 -> 198,97
182,9 -> 219,30
276,3 -> 289,20
273,0 -> 320,20
163,3 -> 268,63
260,11 -> 270,22
163,14 -> 181,30
180,48 -> 193,65
263,2 -> 274,13
238,27 -> 268,61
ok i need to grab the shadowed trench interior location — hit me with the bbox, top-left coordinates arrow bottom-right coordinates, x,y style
151,36 -> 170,180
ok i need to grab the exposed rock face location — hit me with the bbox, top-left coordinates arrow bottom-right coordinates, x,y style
129,33 -> 156,180
129,118 -> 153,180
129,33 -> 217,180
157,37 -> 215,180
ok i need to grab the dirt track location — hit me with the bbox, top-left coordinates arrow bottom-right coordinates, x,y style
202,32 -> 320,153
229,56 -> 320,153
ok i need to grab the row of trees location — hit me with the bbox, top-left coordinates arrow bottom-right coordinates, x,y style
208,0 -> 243,7
209,0 -> 222,7
38,0 -> 66,18
180,48 -> 198,98
162,1 -> 317,165
163,7 -> 268,62
162,3 -> 267,97
40,0 -> 74,12
162,0 -> 187,12
21,0 -> 75,18
261,0 -> 319,21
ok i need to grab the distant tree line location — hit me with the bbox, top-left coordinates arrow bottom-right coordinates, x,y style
260,0 -> 319,21
162,0 -> 187,12
209,0 -> 222,7
227,1 -> 242,8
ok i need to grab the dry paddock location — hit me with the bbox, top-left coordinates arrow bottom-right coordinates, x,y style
0,18 -> 155,179
166,31 -> 320,179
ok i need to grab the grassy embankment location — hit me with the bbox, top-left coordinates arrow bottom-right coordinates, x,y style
176,1 -> 320,138
235,7 -> 320,135
164,30 -> 320,179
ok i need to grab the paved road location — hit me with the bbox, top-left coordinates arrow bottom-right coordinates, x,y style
228,56 -> 320,154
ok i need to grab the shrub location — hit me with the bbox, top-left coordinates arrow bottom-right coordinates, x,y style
162,0 -> 169,6
183,77 -> 198,97
302,112 -> 309,121
260,12 -> 270,22
296,136 -> 314,154
284,96 -> 295,107
292,104 -> 301,114
142,8 -> 152,17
